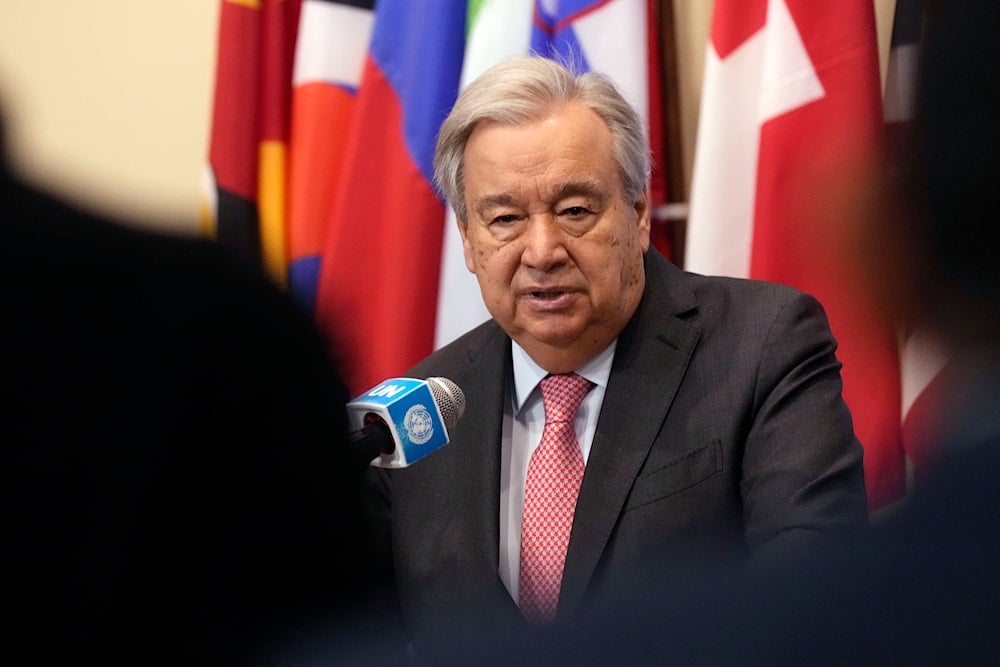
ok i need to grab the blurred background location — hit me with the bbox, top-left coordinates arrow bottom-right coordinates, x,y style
0,2 -> 896,236
0,1 -> 217,232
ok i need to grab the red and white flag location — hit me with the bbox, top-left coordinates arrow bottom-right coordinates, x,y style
685,0 -> 905,510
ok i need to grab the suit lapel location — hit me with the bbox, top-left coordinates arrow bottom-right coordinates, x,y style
447,324 -> 512,592
559,252 -> 702,613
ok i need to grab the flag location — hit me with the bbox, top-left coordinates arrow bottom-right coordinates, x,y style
885,0 -> 951,488
685,0 -> 904,510
310,0 -> 665,394
286,0 -> 376,312
204,0 -> 301,285
311,2 -> 467,394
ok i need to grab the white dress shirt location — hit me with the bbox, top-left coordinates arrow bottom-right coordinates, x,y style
498,340 -> 616,602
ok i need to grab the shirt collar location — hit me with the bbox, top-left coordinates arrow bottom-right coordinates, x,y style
511,340 -> 616,415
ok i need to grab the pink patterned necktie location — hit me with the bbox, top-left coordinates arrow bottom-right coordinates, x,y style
519,372 -> 593,624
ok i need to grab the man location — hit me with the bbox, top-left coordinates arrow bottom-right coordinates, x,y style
367,56 -> 868,649
425,5 -> 1000,661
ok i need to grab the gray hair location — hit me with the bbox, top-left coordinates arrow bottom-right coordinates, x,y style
433,55 -> 650,223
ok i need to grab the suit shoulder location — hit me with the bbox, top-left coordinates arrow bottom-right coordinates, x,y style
684,271 -> 824,311
406,319 -> 506,379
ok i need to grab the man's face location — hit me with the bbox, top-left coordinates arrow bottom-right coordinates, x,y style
459,102 -> 650,373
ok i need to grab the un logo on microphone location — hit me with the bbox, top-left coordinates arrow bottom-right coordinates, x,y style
403,404 -> 434,445
346,377 -> 456,467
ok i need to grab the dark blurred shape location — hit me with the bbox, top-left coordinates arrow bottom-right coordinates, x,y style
910,0 -> 1000,340
0,101 -> 393,663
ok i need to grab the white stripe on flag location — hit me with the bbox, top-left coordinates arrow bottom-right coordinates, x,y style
573,0 -> 649,125
292,1 -> 374,86
685,0 -> 823,278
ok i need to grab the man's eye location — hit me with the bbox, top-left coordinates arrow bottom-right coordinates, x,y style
561,206 -> 590,218
491,214 -> 519,225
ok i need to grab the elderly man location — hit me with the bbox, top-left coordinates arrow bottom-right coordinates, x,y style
367,55 -> 867,649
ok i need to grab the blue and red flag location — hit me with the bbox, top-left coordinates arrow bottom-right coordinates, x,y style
312,1 -> 467,393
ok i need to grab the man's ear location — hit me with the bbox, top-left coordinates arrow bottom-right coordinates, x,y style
634,188 -> 651,252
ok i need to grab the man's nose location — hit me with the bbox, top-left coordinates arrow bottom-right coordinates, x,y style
520,216 -> 569,271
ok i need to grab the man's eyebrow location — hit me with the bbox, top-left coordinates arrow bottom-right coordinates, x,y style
473,194 -> 517,217
553,179 -> 607,201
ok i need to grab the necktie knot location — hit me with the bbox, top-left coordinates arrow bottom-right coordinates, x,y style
540,373 -> 592,425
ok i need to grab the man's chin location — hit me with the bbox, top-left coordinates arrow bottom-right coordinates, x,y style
509,325 -> 599,370
512,320 -> 583,348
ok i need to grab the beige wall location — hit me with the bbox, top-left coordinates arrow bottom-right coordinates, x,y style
0,1 -> 218,234
0,1 -> 896,235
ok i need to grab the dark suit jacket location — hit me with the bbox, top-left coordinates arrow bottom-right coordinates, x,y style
410,367 -> 1000,667
369,249 -> 868,647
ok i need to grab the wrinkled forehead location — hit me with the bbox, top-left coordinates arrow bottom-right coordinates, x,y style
464,121 -> 620,208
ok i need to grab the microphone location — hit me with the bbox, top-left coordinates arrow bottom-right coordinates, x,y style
346,377 -> 466,468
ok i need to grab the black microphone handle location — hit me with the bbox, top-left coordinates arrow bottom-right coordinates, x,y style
347,418 -> 395,469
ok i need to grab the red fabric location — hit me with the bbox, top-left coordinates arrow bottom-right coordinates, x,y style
208,0 -> 300,203
313,57 -> 446,395
288,82 -> 359,260
710,0 -> 767,59
208,2 -> 263,202
206,0 -> 300,269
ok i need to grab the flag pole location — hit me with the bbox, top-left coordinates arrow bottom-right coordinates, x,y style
652,0 -> 688,267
